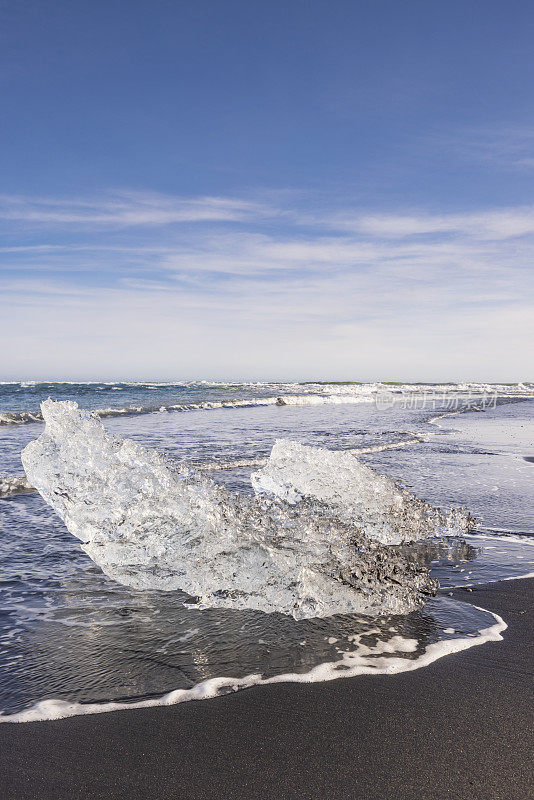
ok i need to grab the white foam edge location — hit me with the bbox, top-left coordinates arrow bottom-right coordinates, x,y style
0,394 -> 375,426
441,534 -> 534,587
465,532 -> 534,546
198,436 -> 427,472
0,605 -> 506,724
446,572 -> 534,589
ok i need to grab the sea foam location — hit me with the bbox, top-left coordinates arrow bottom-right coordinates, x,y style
0,605 -> 506,723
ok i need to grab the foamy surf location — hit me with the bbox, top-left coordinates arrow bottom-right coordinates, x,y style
0,395 -> 373,425
2,380 -> 533,425
0,411 -> 44,425
0,603 -> 506,723
0,397 -> 282,425
275,394 -> 374,406
193,436 -> 428,473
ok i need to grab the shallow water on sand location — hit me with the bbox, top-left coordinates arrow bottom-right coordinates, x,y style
0,386 -> 532,718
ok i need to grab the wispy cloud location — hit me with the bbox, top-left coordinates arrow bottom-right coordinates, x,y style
0,190 -> 276,228
1,189 -> 533,379
329,206 -> 534,240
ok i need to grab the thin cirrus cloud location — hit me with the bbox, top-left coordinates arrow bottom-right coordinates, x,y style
1,191 -> 533,281
0,197 -> 532,297
329,207 -> 534,240
0,190 -> 276,227
2,189 -> 534,242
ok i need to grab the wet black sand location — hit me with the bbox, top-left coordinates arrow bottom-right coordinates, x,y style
1,578 -> 533,800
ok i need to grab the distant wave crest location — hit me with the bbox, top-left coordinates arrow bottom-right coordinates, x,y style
1,382 -> 533,425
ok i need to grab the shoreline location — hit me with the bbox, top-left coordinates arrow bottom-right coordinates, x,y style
1,577 -> 532,799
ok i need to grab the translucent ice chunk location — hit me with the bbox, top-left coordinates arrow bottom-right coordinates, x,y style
251,440 -> 472,545
22,400 -> 437,619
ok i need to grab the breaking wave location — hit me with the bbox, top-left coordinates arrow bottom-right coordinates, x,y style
0,411 -> 44,425
275,394 -> 374,406
2,381 -> 534,425
0,398 -> 281,426
2,395 -> 371,425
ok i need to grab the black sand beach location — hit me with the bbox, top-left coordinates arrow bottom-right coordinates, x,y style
1,578 -> 533,800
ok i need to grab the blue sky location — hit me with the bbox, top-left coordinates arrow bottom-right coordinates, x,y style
1,0 -> 533,380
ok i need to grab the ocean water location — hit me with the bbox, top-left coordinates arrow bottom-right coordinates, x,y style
0,381 -> 533,721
